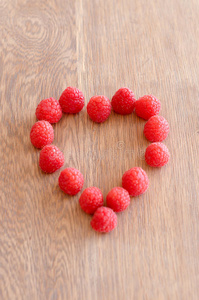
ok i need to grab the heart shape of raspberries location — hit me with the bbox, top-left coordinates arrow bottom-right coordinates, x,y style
30,87 -> 170,233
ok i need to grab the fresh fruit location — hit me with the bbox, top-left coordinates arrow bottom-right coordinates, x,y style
87,95 -> 111,123
111,87 -> 136,115
144,115 -> 169,142
91,207 -> 117,233
106,187 -> 130,212
36,98 -> 62,123
79,187 -> 104,214
30,121 -> 54,149
39,145 -> 64,173
59,87 -> 85,113
59,168 -> 84,195
122,167 -> 149,196
145,142 -> 170,167
135,95 -> 161,120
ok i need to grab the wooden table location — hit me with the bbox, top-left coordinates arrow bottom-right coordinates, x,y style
0,0 -> 198,299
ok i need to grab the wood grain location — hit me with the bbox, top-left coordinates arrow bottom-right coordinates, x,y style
0,0 -> 199,299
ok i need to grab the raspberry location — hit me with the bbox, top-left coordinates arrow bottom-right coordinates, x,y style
91,207 -> 117,233
58,168 -> 84,195
145,142 -> 170,167
79,187 -> 104,214
122,167 -> 149,196
106,187 -> 130,212
30,121 -> 54,149
39,145 -> 64,173
144,115 -> 169,142
59,87 -> 85,113
111,87 -> 136,115
36,98 -> 62,123
135,95 -> 161,120
87,95 -> 111,123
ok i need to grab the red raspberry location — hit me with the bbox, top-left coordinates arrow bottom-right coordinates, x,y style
122,167 -> 149,196
145,142 -> 170,167
144,115 -> 169,142
135,95 -> 161,120
59,87 -> 85,113
30,121 -> 54,149
58,168 -> 84,195
36,98 -> 62,123
87,95 -> 111,123
91,207 -> 117,233
79,187 -> 104,214
106,187 -> 130,212
39,145 -> 64,173
111,87 -> 136,115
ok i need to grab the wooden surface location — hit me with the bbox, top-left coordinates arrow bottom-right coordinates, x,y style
0,0 -> 199,299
